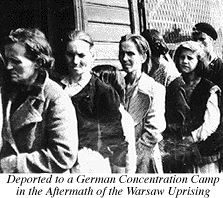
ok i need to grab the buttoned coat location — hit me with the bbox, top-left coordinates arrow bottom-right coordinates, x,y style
0,72 -> 78,173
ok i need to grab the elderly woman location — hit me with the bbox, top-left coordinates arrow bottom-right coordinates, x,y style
164,41 -> 221,173
118,33 -> 166,173
56,30 -> 135,173
0,28 -> 78,173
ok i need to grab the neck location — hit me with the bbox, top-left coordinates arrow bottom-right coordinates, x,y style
205,48 -> 217,63
68,71 -> 91,84
22,71 -> 39,87
150,57 -> 160,76
182,72 -> 200,85
125,71 -> 141,86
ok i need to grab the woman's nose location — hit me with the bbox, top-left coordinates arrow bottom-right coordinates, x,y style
6,62 -> 13,70
123,54 -> 128,61
73,55 -> 80,65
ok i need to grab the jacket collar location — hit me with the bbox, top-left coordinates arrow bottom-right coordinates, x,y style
3,70 -> 49,132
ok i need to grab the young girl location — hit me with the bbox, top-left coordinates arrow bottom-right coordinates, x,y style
164,41 -> 221,173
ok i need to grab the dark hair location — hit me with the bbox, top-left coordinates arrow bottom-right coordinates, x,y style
4,28 -> 54,71
92,64 -> 125,103
173,41 -> 206,76
119,33 -> 151,73
141,29 -> 169,56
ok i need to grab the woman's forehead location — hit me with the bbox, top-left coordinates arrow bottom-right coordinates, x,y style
66,40 -> 91,52
5,42 -> 26,56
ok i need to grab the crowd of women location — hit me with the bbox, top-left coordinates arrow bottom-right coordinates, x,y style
0,21 -> 223,173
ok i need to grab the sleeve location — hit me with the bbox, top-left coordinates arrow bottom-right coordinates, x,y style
140,83 -> 166,148
191,86 -> 220,142
1,91 -> 78,173
119,105 -> 136,173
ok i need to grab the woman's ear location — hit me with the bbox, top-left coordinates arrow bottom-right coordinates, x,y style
35,58 -> 45,69
141,53 -> 147,64
90,47 -> 96,60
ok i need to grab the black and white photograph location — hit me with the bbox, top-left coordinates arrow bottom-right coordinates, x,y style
0,0 -> 223,196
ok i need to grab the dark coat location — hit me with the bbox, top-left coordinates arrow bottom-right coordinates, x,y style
60,74 -> 127,168
163,76 -> 221,172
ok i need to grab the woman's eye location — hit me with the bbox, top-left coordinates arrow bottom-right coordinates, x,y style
9,58 -> 20,64
79,54 -> 85,58
65,52 -> 73,57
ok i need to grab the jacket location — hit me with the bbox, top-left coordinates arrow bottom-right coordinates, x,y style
124,72 -> 166,173
0,71 -> 78,173
60,74 -> 127,171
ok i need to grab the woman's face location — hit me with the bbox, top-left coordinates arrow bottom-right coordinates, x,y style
4,43 -> 37,85
119,40 -> 146,75
65,40 -> 94,76
178,49 -> 198,73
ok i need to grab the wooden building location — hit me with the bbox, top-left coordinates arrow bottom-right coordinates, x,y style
0,0 -> 222,67
0,0 -> 144,68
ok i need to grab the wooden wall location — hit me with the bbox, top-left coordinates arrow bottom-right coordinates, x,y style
83,0 -> 135,67
0,0 -> 141,69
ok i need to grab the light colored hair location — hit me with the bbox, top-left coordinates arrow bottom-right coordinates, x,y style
173,40 -> 207,75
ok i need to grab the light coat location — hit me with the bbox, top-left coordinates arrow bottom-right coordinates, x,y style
0,72 -> 78,173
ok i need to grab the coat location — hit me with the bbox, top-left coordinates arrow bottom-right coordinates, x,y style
0,71 -> 78,173
124,72 -> 166,173
60,74 -> 127,172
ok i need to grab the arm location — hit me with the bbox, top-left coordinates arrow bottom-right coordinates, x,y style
191,86 -> 220,142
140,83 -> 166,147
119,105 -> 136,173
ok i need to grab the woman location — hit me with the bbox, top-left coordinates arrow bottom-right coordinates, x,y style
0,28 -> 78,173
164,40 -> 221,173
118,33 -> 166,173
56,30 -> 134,173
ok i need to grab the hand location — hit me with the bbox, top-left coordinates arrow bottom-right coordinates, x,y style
0,155 -> 17,173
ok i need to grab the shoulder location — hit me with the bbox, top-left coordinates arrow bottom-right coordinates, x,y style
43,76 -> 69,101
209,57 -> 223,70
201,78 -> 221,94
138,73 -> 165,96
167,76 -> 184,89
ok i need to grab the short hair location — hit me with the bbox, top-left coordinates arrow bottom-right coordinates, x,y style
141,29 -> 169,56
61,30 -> 94,51
173,40 -> 206,75
4,28 -> 54,70
55,30 -> 95,77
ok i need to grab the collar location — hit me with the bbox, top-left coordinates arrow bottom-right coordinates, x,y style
5,70 -> 48,102
61,72 -> 92,89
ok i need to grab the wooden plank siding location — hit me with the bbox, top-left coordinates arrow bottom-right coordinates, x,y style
83,0 -> 135,67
